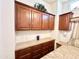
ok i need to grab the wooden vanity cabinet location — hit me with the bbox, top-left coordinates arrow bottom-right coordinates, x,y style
59,12 -> 73,30
48,41 -> 54,51
15,40 -> 55,59
15,3 -> 31,30
15,47 -> 32,59
42,41 -> 50,56
41,40 -> 54,56
31,44 -> 42,59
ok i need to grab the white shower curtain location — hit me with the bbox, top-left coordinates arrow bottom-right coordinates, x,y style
68,21 -> 79,45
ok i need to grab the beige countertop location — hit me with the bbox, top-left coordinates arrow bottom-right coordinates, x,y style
16,37 -> 54,51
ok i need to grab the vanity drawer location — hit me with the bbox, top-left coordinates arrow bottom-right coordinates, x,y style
15,47 -> 32,59
16,47 -> 31,56
31,44 -> 42,59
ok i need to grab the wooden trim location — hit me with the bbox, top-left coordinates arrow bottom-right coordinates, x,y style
71,16 -> 79,19
15,1 -> 55,16
70,16 -> 79,22
60,12 -> 73,16
70,21 -> 79,23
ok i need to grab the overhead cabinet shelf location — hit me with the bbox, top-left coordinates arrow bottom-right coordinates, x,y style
15,1 -> 55,31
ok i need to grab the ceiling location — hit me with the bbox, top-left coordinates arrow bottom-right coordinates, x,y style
43,0 -> 55,3
43,0 -> 69,3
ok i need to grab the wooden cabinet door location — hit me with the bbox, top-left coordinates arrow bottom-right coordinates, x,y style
59,12 -> 73,30
31,44 -> 42,59
15,4 -> 31,30
59,15 -> 67,30
19,53 -> 31,59
48,40 -> 54,51
15,3 -> 21,30
41,42 -> 49,56
49,15 -> 55,30
42,13 -> 49,30
15,47 -> 32,59
31,10 -> 42,30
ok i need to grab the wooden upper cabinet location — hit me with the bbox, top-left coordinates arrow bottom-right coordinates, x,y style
15,3 -> 31,30
31,10 -> 42,30
59,12 -> 73,31
15,1 -> 55,30
42,13 -> 49,30
49,15 -> 55,30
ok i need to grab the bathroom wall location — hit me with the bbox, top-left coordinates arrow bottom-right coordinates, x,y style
0,0 -> 15,59
62,1 -> 71,14
16,0 -> 55,14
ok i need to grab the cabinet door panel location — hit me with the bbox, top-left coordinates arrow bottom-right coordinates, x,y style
19,53 -> 31,59
59,12 -> 73,30
15,40 -> 54,59
20,6 -> 31,28
32,54 -> 41,59
31,44 -> 42,59
42,13 -> 49,30
15,4 -> 21,30
49,15 -> 55,30
59,15 -> 66,30
15,47 -> 32,59
16,4 -> 31,30
31,10 -> 42,30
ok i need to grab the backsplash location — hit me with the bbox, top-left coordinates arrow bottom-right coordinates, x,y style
16,31 -> 52,43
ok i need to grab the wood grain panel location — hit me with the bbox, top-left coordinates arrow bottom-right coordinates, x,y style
31,10 -> 42,30
15,3 -> 31,30
15,40 -> 55,59
49,15 -> 55,30
42,13 -> 49,30
59,12 -> 73,30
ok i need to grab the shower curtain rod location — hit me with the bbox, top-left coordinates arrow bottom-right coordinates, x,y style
70,16 -> 79,22
70,21 -> 79,23
71,16 -> 79,19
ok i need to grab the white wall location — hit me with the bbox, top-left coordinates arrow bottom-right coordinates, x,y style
49,2 -> 57,14
62,1 -> 71,14
16,0 -> 55,14
16,31 -> 52,42
71,1 -> 79,17
16,0 -> 56,43
51,0 -> 62,40
0,0 -> 15,59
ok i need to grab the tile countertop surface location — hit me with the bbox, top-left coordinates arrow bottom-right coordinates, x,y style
16,37 -> 54,51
